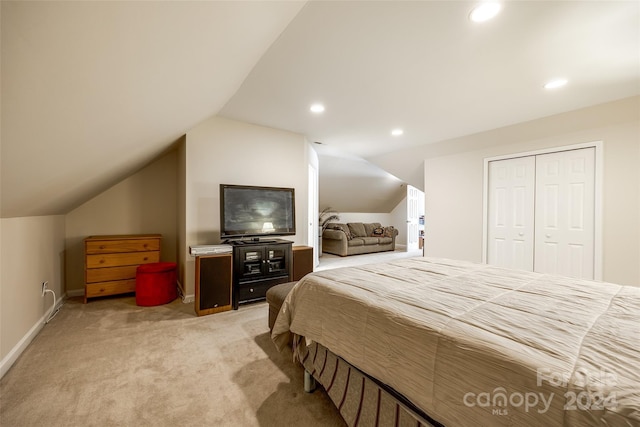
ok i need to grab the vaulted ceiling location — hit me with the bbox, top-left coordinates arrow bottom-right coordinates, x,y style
1,1 -> 305,217
2,1 -> 638,217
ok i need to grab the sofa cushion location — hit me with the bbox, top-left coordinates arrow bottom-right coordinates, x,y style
347,238 -> 365,247
363,223 -> 381,236
361,237 -> 380,246
378,237 -> 393,244
348,223 -> 367,237
329,223 -> 353,240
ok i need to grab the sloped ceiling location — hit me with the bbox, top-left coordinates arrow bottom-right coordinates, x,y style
314,143 -> 405,213
2,1 -> 638,218
1,1 -> 304,217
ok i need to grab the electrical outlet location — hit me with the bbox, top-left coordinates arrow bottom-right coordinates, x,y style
41,281 -> 48,297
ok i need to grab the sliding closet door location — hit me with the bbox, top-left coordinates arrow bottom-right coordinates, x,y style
534,148 -> 595,279
487,156 -> 535,270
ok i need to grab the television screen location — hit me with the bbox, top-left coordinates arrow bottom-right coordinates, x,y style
220,184 -> 296,239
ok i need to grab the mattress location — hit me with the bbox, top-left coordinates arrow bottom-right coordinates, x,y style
271,257 -> 640,426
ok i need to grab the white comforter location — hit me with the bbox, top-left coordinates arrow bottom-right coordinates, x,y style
272,257 -> 640,426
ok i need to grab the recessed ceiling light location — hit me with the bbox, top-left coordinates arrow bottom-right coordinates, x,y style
544,79 -> 568,89
469,2 -> 501,22
391,129 -> 404,136
310,103 -> 325,113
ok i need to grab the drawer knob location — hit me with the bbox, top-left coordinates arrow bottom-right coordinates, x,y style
99,259 -> 105,264
100,288 -> 105,293
143,244 -> 148,248
143,257 -> 148,261
250,288 -> 254,293
100,245 -> 106,249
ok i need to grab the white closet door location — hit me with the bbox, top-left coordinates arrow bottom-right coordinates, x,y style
487,156 -> 536,271
534,148 -> 595,279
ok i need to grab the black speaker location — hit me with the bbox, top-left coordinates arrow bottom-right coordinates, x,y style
195,254 -> 232,316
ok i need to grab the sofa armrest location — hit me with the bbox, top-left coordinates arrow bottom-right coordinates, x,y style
322,229 -> 349,256
322,229 -> 346,240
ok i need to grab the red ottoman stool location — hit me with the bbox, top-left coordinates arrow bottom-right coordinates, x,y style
136,262 -> 177,306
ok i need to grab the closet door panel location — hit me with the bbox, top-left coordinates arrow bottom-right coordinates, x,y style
534,148 -> 595,279
487,156 -> 535,271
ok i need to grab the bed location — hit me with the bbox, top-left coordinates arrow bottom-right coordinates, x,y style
271,257 -> 640,427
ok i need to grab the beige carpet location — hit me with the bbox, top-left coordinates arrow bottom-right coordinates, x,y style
0,297 -> 345,427
317,248 -> 422,271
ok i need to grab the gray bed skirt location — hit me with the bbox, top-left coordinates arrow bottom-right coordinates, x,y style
294,336 -> 443,427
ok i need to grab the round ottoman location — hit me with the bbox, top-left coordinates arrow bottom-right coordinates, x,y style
136,262 -> 177,306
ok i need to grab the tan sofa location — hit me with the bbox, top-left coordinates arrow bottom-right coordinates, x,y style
322,222 -> 398,257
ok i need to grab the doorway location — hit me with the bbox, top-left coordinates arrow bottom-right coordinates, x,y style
406,185 -> 425,252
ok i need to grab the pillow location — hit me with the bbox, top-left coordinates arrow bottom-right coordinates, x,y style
347,223 -> 367,237
363,223 -> 382,236
330,224 -> 353,240
371,227 -> 384,236
383,226 -> 396,238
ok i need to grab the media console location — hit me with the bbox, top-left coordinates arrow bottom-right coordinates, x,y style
193,240 -> 314,316
231,239 -> 293,309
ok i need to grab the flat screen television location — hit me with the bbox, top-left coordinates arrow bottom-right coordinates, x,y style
220,184 -> 296,240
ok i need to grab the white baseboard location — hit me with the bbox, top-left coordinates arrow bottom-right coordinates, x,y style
0,294 -> 66,379
176,279 -> 194,303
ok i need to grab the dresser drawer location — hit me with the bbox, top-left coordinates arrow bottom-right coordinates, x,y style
86,280 -> 136,298
86,265 -> 140,283
86,251 -> 159,268
86,238 -> 161,255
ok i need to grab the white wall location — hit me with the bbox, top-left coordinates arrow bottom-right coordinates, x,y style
181,116 -> 310,298
1,215 -> 65,376
308,146 -> 320,266
177,136 -> 187,297
65,149 -> 178,293
337,212 -> 392,225
424,98 -> 640,286
0,220 -> 2,372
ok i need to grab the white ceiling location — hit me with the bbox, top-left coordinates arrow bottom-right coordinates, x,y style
220,1 -> 639,158
2,1 -> 639,217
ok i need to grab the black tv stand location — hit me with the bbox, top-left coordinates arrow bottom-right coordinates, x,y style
231,239 -> 292,309
226,238 -> 287,245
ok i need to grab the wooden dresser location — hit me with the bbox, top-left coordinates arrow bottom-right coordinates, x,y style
84,234 -> 161,303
